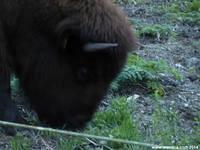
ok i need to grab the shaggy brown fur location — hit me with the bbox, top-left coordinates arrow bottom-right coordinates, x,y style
0,0 -> 135,130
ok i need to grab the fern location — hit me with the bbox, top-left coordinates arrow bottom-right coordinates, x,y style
111,54 -> 181,97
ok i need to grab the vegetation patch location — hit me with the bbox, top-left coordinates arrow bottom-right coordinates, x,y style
165,11 -> 200,26
55,97 -> 141,149
149,106 -> 200,146
114,0 -> 136,5
155,0 -> 200,26
111,54 -> 181,98
11,134 -> 32,150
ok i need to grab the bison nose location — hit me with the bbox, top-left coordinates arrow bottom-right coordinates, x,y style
66,114 -> 91,129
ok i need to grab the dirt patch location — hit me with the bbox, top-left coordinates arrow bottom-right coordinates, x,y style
122,0 -> 200,138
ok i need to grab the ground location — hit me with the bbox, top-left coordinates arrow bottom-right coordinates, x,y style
123,0 -> 199,134
0,0 -> 199,149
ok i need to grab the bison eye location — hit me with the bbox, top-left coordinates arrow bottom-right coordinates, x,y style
62,38 -> 68,49
77,67 -> 90,82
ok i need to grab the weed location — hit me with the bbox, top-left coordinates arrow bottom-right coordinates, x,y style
86,97 -> 141,149
138,24 -> 177,40
111,54 -> 181,98
57,138 -> 83,150
159,0 -> 200,26
186,0 -> 200,12
149,106 -> 198,146
11,135 -> 32,150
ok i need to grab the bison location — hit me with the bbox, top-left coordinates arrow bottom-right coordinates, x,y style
0,0 -> 135,132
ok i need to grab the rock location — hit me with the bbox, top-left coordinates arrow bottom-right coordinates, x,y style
186,57 -> 200,69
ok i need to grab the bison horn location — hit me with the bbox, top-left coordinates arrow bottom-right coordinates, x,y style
83,43 -> 118,52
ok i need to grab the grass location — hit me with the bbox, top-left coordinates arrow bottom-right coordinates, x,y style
130,18 -> 177,41
13,96 -> 197,150
138,24 -> 177,40
164,11 -> 200,26
56,97 -> 141,149
57,138 -> 84,150
8,80 -> 200,149
11,134 -> 32,150
152,107 -> 185,145
154,0 -> 200,26
150,106 -> 200,146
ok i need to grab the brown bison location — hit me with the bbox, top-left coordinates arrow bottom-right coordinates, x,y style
0,0 -> 135,132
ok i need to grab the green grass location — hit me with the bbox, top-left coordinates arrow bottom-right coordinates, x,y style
191,40 -> 200,49
57,138 -> 84,150
188,0 -> 200,12
154,0 -> 200,26
149,106 -> 200,146
11,134 -> 32,150
138,24 -> 177,40
164,11 -> 200,26
55,97 -> 141,149
8,95 -> 199,149
47,97 -> 199,149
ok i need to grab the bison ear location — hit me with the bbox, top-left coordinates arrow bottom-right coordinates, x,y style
83,43 -> 119,52
55,18 -> 80,50
55,18 -> 80,37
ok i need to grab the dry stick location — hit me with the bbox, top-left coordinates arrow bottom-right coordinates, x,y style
0,120 -> 157,148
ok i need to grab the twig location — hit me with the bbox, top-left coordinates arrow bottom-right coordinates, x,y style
0,120 -> 157,148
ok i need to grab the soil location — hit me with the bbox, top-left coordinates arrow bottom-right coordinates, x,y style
121,0 -> 200,140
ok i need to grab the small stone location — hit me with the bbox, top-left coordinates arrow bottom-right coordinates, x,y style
184,103 -> 189,108
127,94 -> 140,102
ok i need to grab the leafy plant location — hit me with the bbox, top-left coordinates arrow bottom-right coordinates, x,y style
57,138 -> 83,150
138,24 -> 176,40
11,135 -> 32,150
186,0 -> 200,12
86,97 -> 141,149
111,54 -> 181,98
160,0 -> 200,26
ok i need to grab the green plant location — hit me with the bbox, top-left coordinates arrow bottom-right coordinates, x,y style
150,106 -> 198,146
192,117 -> 200,144
57,138 -> 83,150
138,24 -> 176,40
191,40 -> 200,49
168,3 -> 181,13
11,135 -> 32,150
186,0 -> 200,12
152,107 -> 179,145
86,97 -> 141,149
161,0 -> 200,26
111,55 -> 181,97
54,97 -> 141,149
147,81 -> 165,99
38,130 -> 58,139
